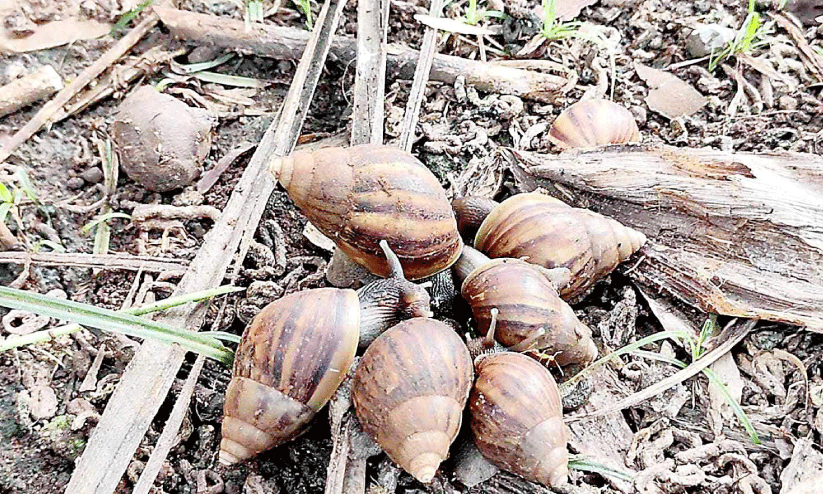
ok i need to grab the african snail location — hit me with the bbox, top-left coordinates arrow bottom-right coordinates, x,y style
219,242 -> 431,465
454,245 -> 598,367
269,145 -> 463,281
453,192 -> 647,302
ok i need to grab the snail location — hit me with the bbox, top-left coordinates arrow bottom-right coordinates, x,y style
219,242 -> 431,465
352,317 -> 474,483
453,192 -> 647,301
548,99 -> 640,150
454,246 -> 598,367
270,144 -> 463,280
469,351 -> 569,488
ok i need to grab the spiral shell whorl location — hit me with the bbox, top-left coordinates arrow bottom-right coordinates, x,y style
474,193 -> 646,300
352,318 -> 474,483
470,352 -> 569,488
219,288 -> 359,464
548,99 -> 640,150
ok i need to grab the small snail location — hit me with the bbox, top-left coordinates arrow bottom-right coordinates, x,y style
548,99 -> 640,150
454,246 -> 597,367
352,318 -> 474,483
453,192 -> 647,301
270,145 -> 463,280
470,351 -> 569,488
219,242 -> 430,464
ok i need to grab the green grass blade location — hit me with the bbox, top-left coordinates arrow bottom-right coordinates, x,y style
129,285 -> 245,315
14,169 -> 39,205
82,212 -> 132,235
111,0 -> 157,34
173,52 -> 235,74
0,286 -> 233,365
0,183 -> 12,203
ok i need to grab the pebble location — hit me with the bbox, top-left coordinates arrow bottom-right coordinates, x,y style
686,24 -> 735,58
66,177 -> 85,190
80,167 -> 103,184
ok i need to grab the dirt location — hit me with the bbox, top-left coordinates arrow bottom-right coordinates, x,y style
0,0 -> 821,493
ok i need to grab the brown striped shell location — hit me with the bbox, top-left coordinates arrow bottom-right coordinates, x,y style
462,258 -> 597,366
470,352 -> 569,488
548,99 -> 640,150
474,193 -> 647,301
277,145 -> 463,280
352,318 -> 474,483
219,288 -> 359,465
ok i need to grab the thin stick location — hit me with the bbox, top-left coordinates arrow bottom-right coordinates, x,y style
0,13 -> 159,164
63,0 -> 350,491
351,0 -> 390,145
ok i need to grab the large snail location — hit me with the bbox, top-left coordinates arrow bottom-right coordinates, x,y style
547,99 -> 640,150
469,351 -> 569,488
453,192 -> 647,301
352,317 -> 474,483
270,145 -> 463,280
454,246 -> 597,367
219,243 -> 430,464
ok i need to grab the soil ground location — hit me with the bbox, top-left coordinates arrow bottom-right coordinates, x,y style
0,0 -> 821,493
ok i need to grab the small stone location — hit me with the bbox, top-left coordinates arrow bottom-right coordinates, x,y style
686,24 -> 736,58
778,95 -> 798,111
28,385 -> 58,420
630,105 -> 648,126
80,167 -> 103,184
187,45 -> 225,64
66,177 -> 85,190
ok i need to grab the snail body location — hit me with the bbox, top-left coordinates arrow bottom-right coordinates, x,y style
470,352 -> 569,488
548,99 -> 640,150
220,243 -> 431,464
462,192 -> 646,301
273,145 -> 463,280
456,248 -> 597,366
352,318 -> 474,483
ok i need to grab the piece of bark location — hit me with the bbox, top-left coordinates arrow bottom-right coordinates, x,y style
0,65 -> 64,118
63,0 -> 349,491
510,145 -> 823,331
154,7 -> 570,103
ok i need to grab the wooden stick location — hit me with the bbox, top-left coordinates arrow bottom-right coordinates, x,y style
510,146 -> 823,331
63,0 -> 350,491
154,6 -> 569,103
0,13 -> 159,164
0,65 -> 64,118
398,0 -> 443,151
0,251 -> 188,273
350,0 -> 389,144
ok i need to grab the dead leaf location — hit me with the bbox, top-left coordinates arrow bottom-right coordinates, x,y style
0,19 -> 111,54
779,437 -> 823,494
635,62 -> 707,119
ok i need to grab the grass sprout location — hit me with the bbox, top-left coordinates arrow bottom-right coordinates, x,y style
540,0 -> 581,40
463,0 -> 505,26
708,0 -> 772,71
292,0 -> 313,30
111,0 -> 157,34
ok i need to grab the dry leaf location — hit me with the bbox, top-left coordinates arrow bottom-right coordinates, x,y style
635,62 -> 707,119
0,19 -> 111,53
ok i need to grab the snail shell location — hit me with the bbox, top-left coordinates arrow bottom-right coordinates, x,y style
462,258 -> 597,366
219,288 -> 359,464
548,99 -> 640,150
470,352 -> 569,488
352,318 -> 474,483
474,192 -> 647,301
277,145 -> 463,280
